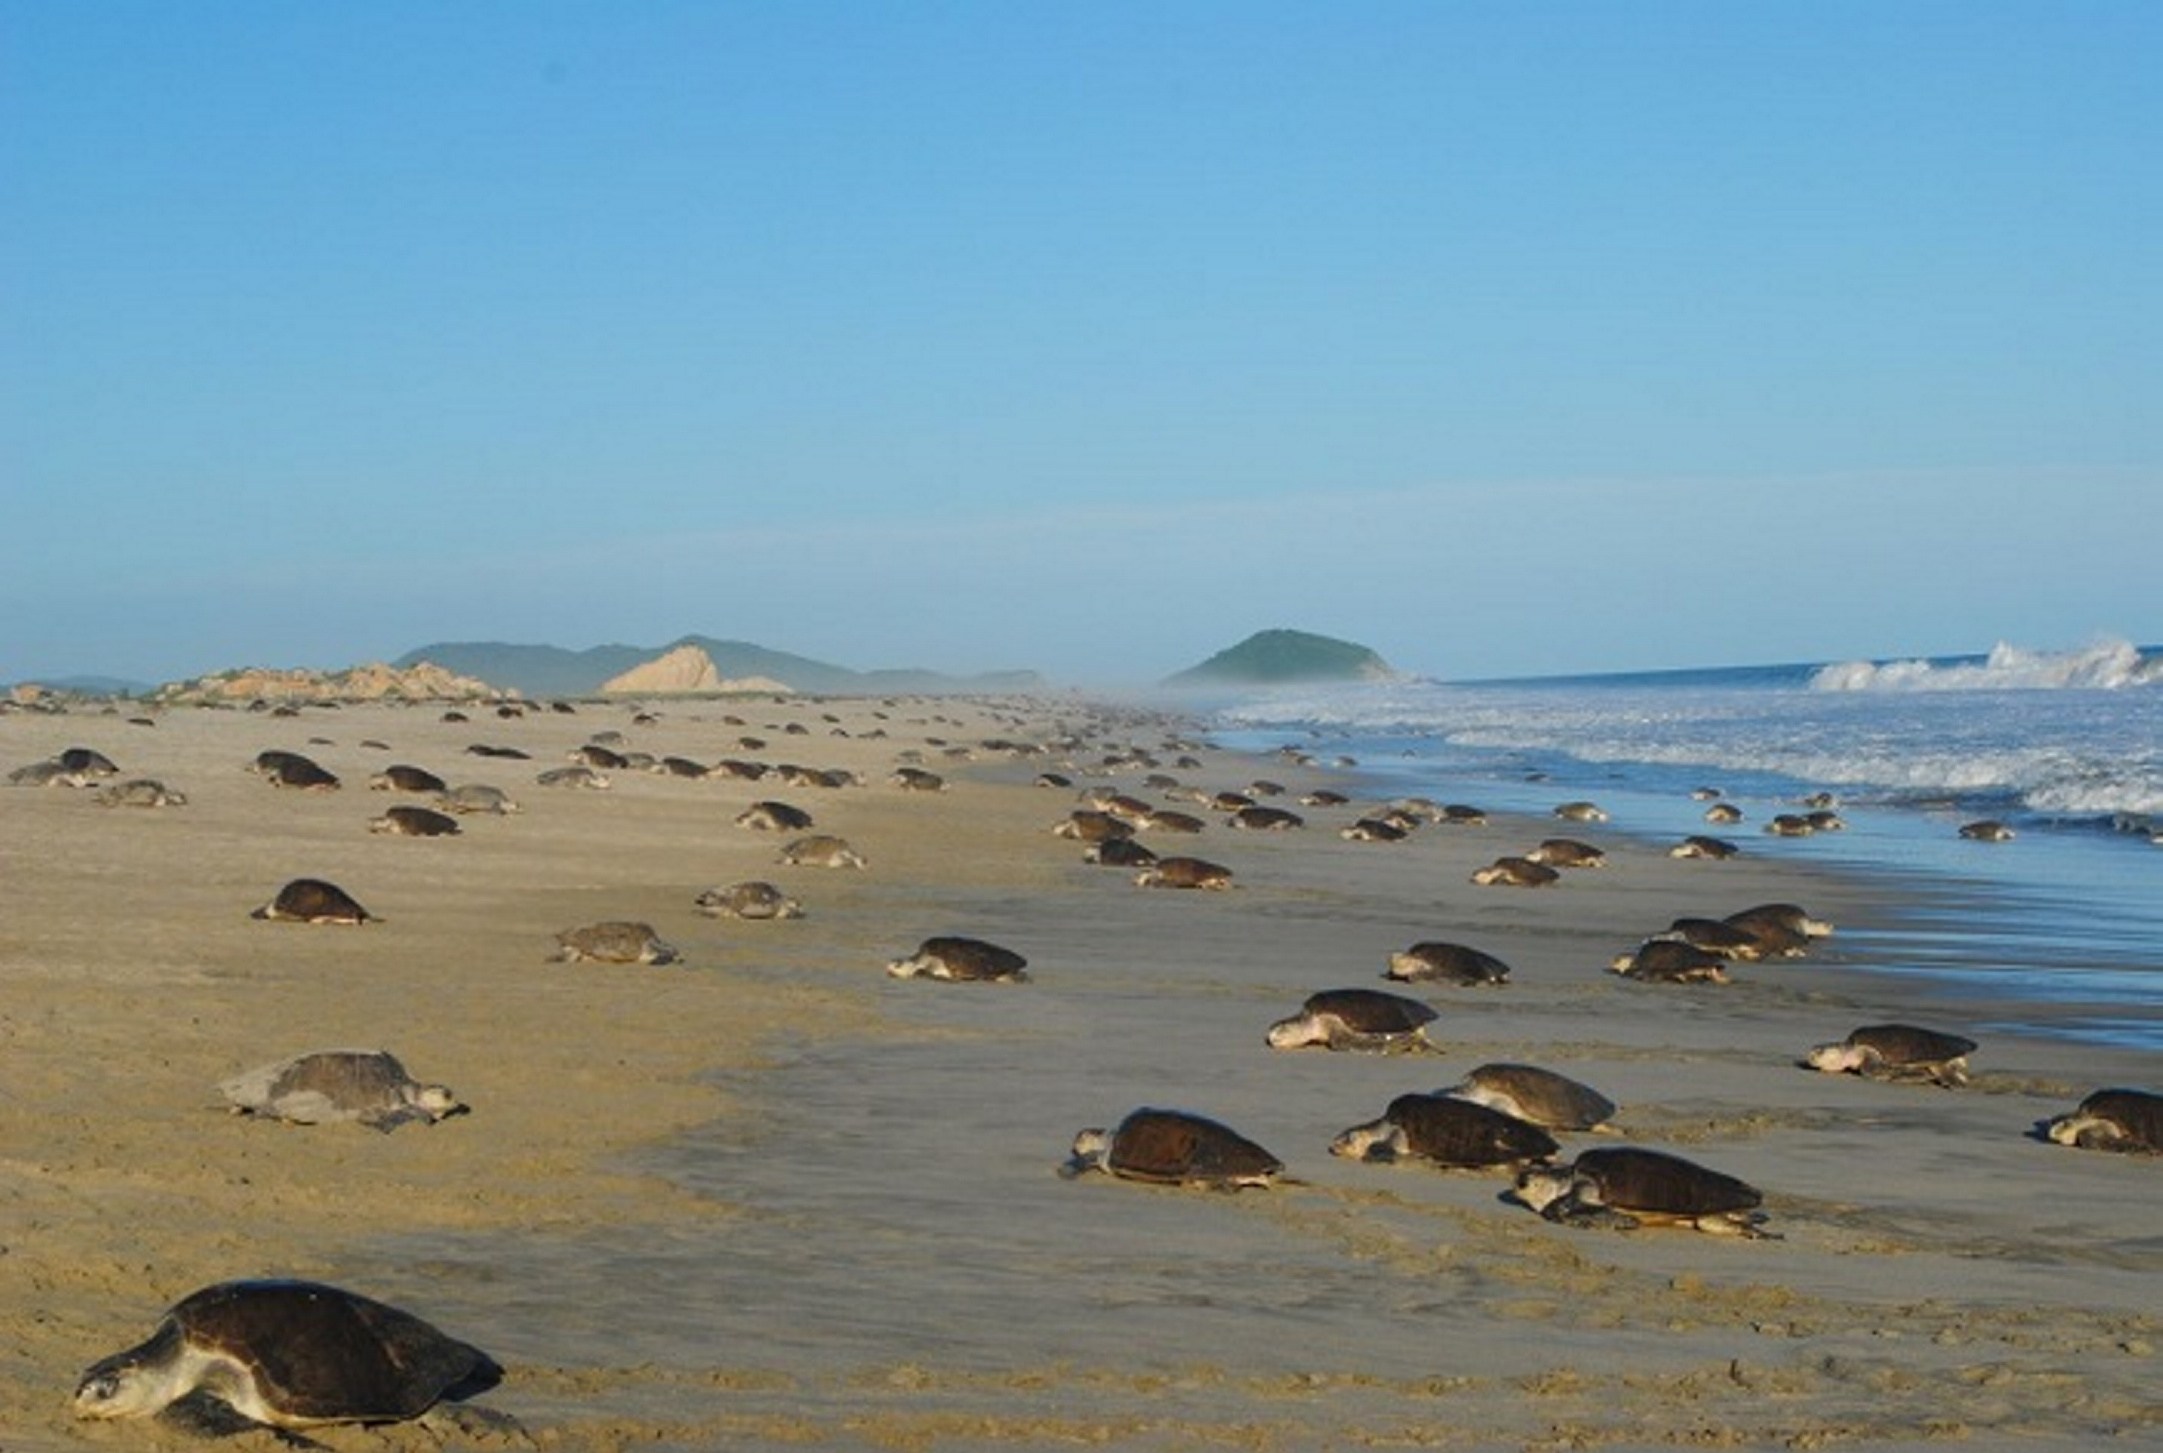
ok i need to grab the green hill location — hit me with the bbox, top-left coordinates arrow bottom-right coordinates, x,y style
1163,629 -> 1395,688
394,636 -> 1040,697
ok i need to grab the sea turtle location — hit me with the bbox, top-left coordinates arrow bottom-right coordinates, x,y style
265,756 -> 341,791
9,759 -> 95,787
1609,939 -> 1731,984
1514,1147 -> 1768,1236
1340,817 -> 1410,843
1301,789 -> 1350,807
1229,805 -> 1304,831
572,744 -> 629,769
369,805 -> 462,837
73,1279 -> 507,1441
219,1049 -> 464,1130
779,834 -> 867,869
57,746 -> 122,777
1959,819 -> 2015,842
94,778 -> 188,808
553,921 -> 680,965
1553,801 -> 1609,823
1804,809 -> 1847,832
2045,1088 -> 2163,1153
1661,917 -> 1773,960
890,767 -> 946,791
1669,835 -> 1740,860
1725,902 -> 1834,940
1385,941 -> 1511,987
1062,1108 -> 1285,1189
535,765 -> 610,789
251,879 -> 375,926
1764,813 -> 1816,837
438,783 -> 519,815
1330,1092 -> 1559,1168
1526,838 -> 1608,869
711,758 -> 769,781
1080,832 -> 1156,867
695,881 -> 804,920
1140,808 -> 1207,834
1470,856 -> 1561,888
1805,1025 -> 1978,1087
737,800 -> 815,832
1054,810 -> 1133,843
1703,802 -> 1745,825
1438,804 -> 1490,826
1133,856 -> 1235,890
885,935 -> 1029,983
368,765 -> 448,794
1441,1063 -> 1619,1132
1266,988 -> 1439,1051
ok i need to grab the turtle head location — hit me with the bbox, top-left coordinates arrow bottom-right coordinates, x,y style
1264,1014 -> 1325,1050
1327,1118 -> 1401,1162
413,1083 -> 466,1120
2045,1112 -> 2100,1148
1512,1164 -> 1574,1213
1061,1127 -> 1110,1178
1804,1042 -> 1869,1075
884,956 -> 925,980
73,1350 -> 170,1420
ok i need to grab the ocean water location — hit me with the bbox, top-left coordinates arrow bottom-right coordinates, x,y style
1209,639 -> 2163,1051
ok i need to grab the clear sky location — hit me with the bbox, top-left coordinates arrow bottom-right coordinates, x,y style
5,2 -> 2158,687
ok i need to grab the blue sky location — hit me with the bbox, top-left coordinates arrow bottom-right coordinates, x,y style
4,3 -> 2157,686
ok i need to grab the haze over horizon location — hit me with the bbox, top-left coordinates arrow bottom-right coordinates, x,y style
6,4 -> 2157,688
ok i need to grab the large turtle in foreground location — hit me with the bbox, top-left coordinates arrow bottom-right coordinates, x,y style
74,1280 -> 511,1443
219,1049 -> 463,1131
1063,1108 -> 1284,1189
1514,1147 -> 1769,1237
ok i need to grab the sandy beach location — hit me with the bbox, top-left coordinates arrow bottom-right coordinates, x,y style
4,692 -> 2158,1451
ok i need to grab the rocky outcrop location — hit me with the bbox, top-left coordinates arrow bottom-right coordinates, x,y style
153,660 -> 505,705
601,645 -> 794,696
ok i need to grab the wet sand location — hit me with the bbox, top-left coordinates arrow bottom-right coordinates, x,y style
4,694 -> 2158,1450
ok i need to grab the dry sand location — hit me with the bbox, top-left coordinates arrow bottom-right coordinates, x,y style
3,693 -> 2158,1451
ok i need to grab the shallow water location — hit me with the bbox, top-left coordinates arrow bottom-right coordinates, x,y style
1211,651 -> 2163,1051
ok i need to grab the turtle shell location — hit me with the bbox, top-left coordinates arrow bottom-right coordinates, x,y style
1450,1064 -> 1617,1131
1575,1147 -> 1760,1216
1387,942 -> 1510,986
252,879 -> 373,925
171,1280 -> 496,1423
1302,988 -> 1437,1034
1377,1093 -> 1558,1166
1845,1024 -> 1978,1065
1106,1108 -> 1282,1186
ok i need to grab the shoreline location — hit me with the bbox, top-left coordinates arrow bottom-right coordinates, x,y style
5,694 -> 2158,1449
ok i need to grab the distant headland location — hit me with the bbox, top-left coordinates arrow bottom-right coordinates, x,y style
1161,629 -> 1397,688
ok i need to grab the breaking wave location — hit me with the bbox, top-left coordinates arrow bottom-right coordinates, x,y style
1810,639 -> 2161,693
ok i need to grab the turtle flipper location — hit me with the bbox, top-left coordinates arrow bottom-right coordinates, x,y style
159,1390 -> 325,1448
1540,1192 -> 1640,1232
